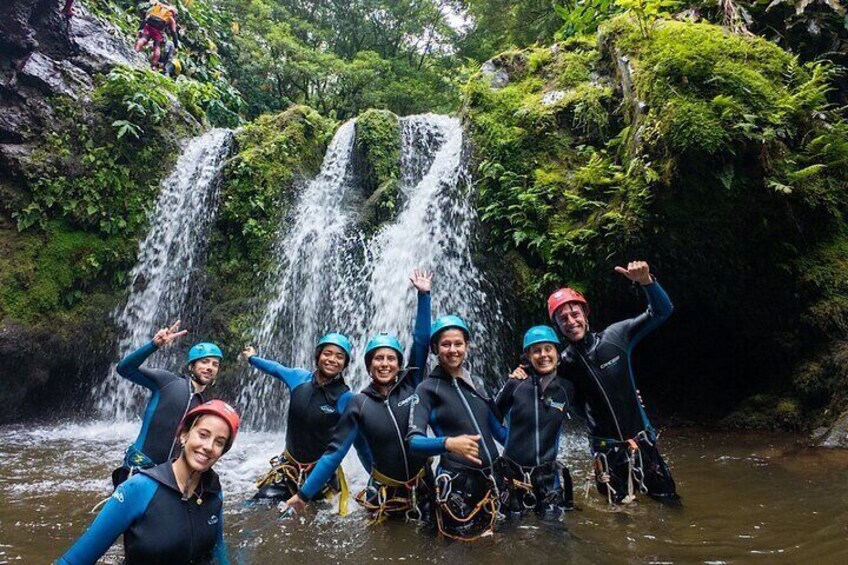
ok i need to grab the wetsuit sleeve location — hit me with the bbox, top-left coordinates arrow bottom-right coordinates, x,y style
623,280 -> 674,346
494,378 -> 519,421
408,291 -> 431,386
212,492 -> 228,564
56,476 -> 156,565
116,340 -> 176,390
297,399 -> 361,501
248,356 -> 310,390
487,409 -> 508,445
407,383 -> 447,456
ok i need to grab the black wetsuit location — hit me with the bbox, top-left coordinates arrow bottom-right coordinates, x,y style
114,341 -> 204,486
560,280 -> 679,503
408,365 -> 507,538
58,463 -> 227,564
298,292 -> 432,521
496,370 -> 576,517
248,356 -> 366,501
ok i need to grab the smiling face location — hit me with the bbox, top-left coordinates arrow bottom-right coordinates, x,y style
179,414 -> 230,473
189,357 -> 220,387
528,342 -> 559,375
368,348 -> 400,386
317,344 -> 347,378
554,302 -> 588,342
437,329 -> 468,373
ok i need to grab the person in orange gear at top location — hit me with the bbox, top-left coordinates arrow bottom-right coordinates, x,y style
135,1 -> 180,67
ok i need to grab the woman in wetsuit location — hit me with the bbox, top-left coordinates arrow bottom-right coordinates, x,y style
284,269 -> 434,524
496,325 -> 576,520
244,332 -> 366,512
58,400 -> 240,565
407,315 -> 507,541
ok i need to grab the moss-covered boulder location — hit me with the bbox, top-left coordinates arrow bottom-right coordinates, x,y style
464,17 -> 848,430
354,109 -> 402,231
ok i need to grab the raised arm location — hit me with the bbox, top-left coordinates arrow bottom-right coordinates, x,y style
56,477 -> 156,564
116,320 -> 187,389
613,261 -> 673,345
243,346 -> 311,391
408,268 -> 432,385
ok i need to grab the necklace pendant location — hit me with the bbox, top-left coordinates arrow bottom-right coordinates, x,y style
196,497 -> 203,505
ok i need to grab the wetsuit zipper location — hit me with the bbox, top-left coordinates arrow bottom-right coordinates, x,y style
451,378 -> 495,467
533,377 -> 541,467
384,392 -> 411,480
575,348 -> 624,441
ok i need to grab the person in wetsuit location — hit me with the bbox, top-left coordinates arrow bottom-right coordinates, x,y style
407,315 -> 507,541
113,320 -> 223,488
135,2 -> 179,67
244,332 -> 366,513
58,400 -> 240,565
284,269 -> 434,524
549,260 -> 680,505
496,325 -> 576,520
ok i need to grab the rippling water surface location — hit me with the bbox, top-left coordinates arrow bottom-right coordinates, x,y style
1,423 -> 846,563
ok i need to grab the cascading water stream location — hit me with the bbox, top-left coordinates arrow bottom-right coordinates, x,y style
95,128 -> 234,420
240,115 -> 506,429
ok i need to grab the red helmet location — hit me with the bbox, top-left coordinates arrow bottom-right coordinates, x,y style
178,400 -> 241,453
547,287 -> 590,321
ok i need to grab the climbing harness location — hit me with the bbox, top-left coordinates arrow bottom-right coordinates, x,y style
354,467 -> 428,525
587,430 -> 653,504
433,470 -> 499,542
256,450 -> 349,515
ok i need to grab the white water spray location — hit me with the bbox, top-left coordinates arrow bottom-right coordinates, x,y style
241,115 -> 506,429
95,128 -> 233,420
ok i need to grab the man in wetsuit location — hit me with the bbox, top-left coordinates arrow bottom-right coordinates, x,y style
135,2 -> 179,67
549,260 -> 681,505
112,320 -> 222,487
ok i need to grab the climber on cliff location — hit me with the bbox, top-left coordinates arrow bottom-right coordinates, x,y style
548,260 -> 681,506
135,2 -> 179,68
61,0 -> 74,18
111,320 -> 224,488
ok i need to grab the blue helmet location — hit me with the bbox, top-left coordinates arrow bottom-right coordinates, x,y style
364,332 -> 404,368
186,342 -> 224,365
429,315 -> 470,352
522,325 -> 562,351
316,332 -> 353,367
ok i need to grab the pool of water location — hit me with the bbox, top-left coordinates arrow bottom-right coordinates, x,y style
1,423 -> 846,563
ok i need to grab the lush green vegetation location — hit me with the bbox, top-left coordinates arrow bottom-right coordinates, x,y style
464,15 -> 848,427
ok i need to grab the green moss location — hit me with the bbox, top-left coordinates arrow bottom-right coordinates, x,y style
0,220 -> 132,322
355,109 -> 402,229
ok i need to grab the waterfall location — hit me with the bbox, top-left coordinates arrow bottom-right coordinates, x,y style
95,128 -> 234,420
240,115 -> 506,429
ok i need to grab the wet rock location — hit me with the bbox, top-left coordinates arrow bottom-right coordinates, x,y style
481,60 -> 510,90
541,90 -> 565,106
68,8 -> 147,73
19,51 -> 93,98
0,0 -> 39,53
815,410 -> 848,448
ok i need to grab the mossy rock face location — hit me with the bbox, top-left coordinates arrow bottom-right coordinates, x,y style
464,16 -> 848,429
354,109 -> 402,230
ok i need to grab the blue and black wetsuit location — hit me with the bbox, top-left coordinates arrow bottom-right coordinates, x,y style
407,365 -> 507,539
560,280 -> 679,503
249,355 -> 366,507
114,341 -> 204,487
58,463 -> 227,564
496,370 -> 576,517
298,291 -> 432,522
